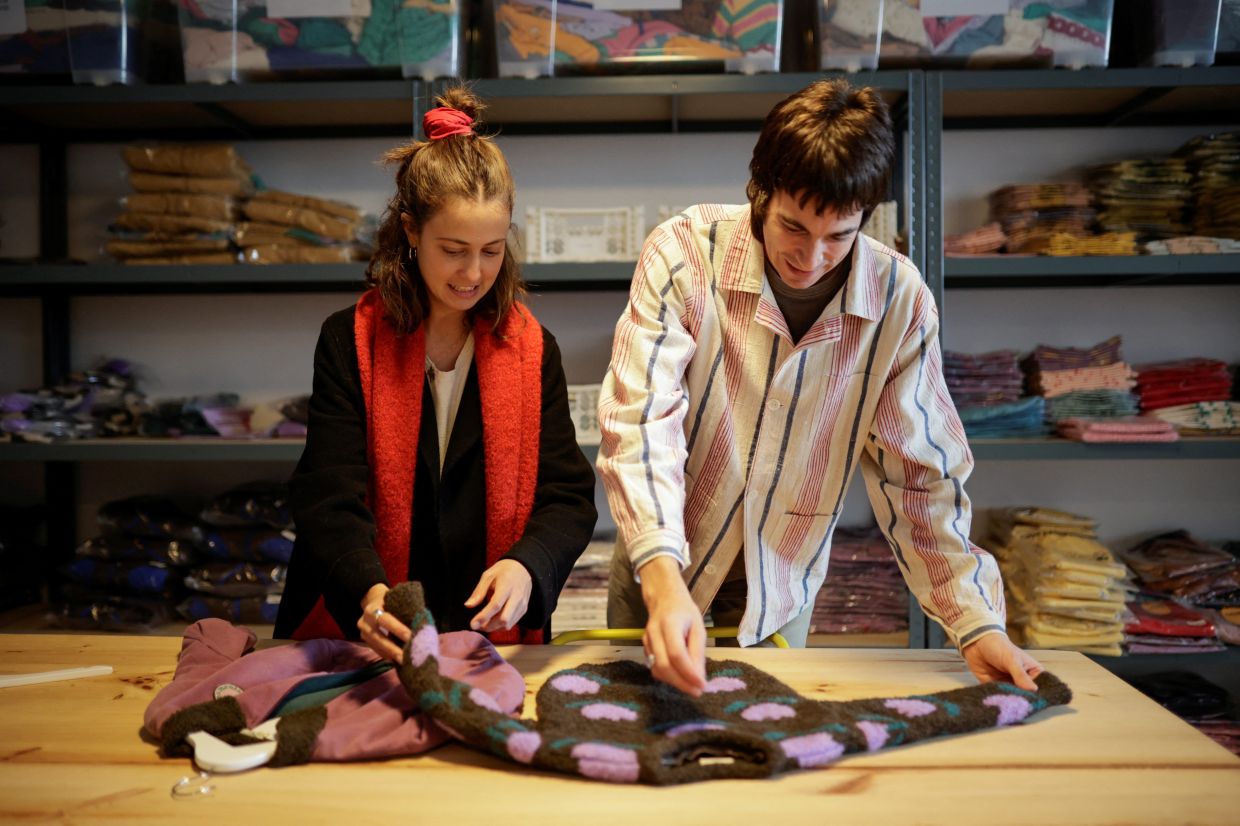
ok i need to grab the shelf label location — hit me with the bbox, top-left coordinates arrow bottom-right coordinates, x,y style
921,0 -> 1007,16
590,0 -> 682,11
0,0 -> 27,36
268,0 -> 365,18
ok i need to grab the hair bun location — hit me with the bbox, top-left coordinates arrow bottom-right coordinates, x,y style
436,86 -> 485,124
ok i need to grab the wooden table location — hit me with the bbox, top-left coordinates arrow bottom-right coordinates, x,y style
1,634 -> 1237,825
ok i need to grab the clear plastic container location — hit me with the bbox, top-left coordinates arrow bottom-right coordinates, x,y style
492,0 -> 783,78
819,0 -> 884,71
177,0 -> 461,84
0,1 -> 70,77
1213,0 -> 1239,63
65,0 -> 149,85
879,0 -> 1113,69
1115,0 -> 1220,67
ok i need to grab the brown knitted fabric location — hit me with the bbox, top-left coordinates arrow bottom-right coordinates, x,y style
388,582 -> 1072,785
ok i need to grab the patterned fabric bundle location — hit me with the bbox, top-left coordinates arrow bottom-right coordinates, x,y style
1021,336 -> 1143,434
1179,132 -> 1240,240
944,222 -> 1006,256
988,183 -> 1097,254
1148,401 -> 1240,436
944,349 -> 1045,438
1056,416 -> 1178,443
1086,158 -> 1193,239
1041,231 -> 1138,256
809,526 -> 909,635
387,582 -> 1071,785
1135,358 -> 1233,412
989,507 -> 1134,656
1145,235 -> 1240,254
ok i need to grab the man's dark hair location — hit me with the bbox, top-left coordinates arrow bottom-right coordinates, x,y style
747,79 -> 895,241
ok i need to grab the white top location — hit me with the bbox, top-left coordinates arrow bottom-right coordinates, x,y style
426,332 -> 475,473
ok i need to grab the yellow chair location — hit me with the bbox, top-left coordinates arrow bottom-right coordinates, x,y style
550,626 -> 790,649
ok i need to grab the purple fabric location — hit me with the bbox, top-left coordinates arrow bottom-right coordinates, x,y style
144,618 -> 525,762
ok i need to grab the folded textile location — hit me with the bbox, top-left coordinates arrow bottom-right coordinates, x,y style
944,222 -> 1006,255
123,193 -> 240,222
1057,417 -> 1179,443
1148,401 -> 1240,435
1032,362 -> 1137,398
123,144 -> 252,180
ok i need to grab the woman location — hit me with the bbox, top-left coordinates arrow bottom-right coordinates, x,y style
274,87 -> 597,660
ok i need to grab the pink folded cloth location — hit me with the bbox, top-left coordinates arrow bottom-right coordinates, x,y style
1036,362 -> 1137,398
1058,417 -> 1179,443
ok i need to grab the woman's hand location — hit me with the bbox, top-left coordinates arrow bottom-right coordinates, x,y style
464,559 -> 533,633
358,582 -> 412,662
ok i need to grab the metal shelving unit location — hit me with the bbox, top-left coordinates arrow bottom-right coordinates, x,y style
4,66 -> 1238,654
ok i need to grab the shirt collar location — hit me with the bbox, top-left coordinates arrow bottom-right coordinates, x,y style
722,205 -> 885,322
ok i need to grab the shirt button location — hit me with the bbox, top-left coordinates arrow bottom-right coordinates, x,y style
767,398 -> 782,411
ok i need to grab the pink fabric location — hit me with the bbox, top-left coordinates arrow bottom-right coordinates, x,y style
144,618 -> 525,762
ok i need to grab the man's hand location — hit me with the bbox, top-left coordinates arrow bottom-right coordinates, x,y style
962,633 -> 1043,691
638,556 -> 707,697
465,559 -> 534,633
359,582 -> 412,662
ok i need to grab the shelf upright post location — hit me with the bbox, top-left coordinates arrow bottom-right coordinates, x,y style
38,138 -> 76,601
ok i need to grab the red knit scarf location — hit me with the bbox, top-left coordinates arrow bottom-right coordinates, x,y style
292,289 -> 545,644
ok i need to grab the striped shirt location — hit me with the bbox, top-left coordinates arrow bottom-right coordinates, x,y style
597,204 -> 1006,648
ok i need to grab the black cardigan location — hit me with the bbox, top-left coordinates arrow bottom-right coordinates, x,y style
274,306 -> 598,639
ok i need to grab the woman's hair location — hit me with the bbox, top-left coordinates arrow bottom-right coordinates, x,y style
747,79 -> 895,242
366,86 -> 525,335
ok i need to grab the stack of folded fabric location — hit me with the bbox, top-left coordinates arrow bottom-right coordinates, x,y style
108,144 -> 252,265
179,483 -> 293,625
944,349 -> 1046,438
1135,358 -> 1238,437
550,538 -> 613,634
988,183 -> 1095,254
1086,158 -> 1193,240
1123,599 -> 1224,654
238,189 -> 371,264
943,222 -> 1006,256
1041,231 -> 1139,256
989,506 -> 1134,657
1180,132 -> 1240,240
1136,358 -> 1233,412
1056,417 -> 1178,443
1145,236 -> 1240,254
1119,530 -> 1240,613
1020,336 -> 1141,433
49,496 -> 203,632
0,358 -> 146,443
809,526 -> 909,636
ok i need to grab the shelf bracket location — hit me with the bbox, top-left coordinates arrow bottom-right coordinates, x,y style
1105,86 -> 1174,127
192,103 -> 254,140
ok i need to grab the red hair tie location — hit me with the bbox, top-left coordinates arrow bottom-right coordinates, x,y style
423,107 -> 474,140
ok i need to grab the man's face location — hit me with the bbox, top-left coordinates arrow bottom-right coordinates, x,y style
760,190 -> 864,290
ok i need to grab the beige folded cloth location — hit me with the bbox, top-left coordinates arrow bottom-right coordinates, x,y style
249,189 -> 361,222
106,238 -> 232,259
123,144 -> 251,180
242,200 -> 357,242
113,212 -> 233,235
123,193 -> 239,222
128,172 -> 253,197
124,252 -> 238,265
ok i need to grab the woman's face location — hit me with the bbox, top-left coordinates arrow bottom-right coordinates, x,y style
403,197 -> 510,320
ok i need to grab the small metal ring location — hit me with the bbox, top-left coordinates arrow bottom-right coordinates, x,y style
373,608 -> 385,621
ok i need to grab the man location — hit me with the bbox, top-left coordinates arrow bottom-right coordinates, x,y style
597,79 -> 1042,697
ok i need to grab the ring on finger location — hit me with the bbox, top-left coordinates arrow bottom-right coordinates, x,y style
373,607 -> 385,621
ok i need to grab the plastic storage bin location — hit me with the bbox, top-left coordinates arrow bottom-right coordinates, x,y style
492,0 -> 783,78
879,0 -> 1113,69
65,0 -> 151,85
1215,0 -> 1240,63
1114,0 -> 1220,67
0,1 -> 70,77
819,0 -> 883,71
177,0 -> 461,83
